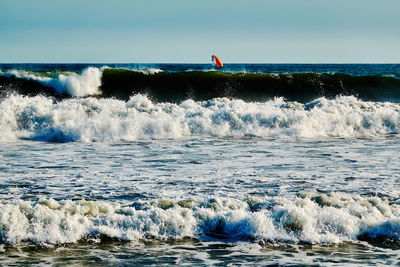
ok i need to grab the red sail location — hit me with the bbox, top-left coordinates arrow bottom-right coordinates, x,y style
214,56 -> 223,67
213,55 -> 223,67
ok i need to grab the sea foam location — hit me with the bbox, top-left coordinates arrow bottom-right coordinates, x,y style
0,94 -> 399,142
0,193 -> 399,245
4,67 -> 102,97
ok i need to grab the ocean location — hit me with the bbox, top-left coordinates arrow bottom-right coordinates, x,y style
0,63 -> 400,266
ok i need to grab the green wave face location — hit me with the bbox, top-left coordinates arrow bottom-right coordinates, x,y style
100,69 -> 400,103
1,67 -> 400,103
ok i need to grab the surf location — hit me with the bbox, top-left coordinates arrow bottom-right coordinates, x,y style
0,193 -> 399,245
2,66 -> 400,103
0,94 -> 399,143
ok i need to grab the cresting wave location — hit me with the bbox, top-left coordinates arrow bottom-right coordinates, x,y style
100,69 -> 400,102
0,94 -> 399,142
0,67 -> 102,97
1,68 -> 400,102
0,193 -> 399,245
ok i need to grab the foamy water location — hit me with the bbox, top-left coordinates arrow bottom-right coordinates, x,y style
0,94 -> 399,143
1,67 -> 102,97
1,136 -> 400,265
1,64 -> 400,265
1,194 -> 400,244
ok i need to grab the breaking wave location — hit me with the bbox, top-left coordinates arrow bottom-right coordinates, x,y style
3,67 -> 102,97
0,193 -> 399,245
0,94 -> 399,142
0,67 -> 102,97
1,68 -> 400,102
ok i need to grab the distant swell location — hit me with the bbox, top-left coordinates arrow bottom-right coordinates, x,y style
1,68 -> 400,102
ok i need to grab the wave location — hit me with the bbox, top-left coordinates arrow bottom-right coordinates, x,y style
0,67 -> 102,98
100,69 -> 400,103
0,94 -> 399,142
1,68 -> 400,102
0,193 -> 399,245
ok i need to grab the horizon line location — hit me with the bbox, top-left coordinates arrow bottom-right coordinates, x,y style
1,62 -> 400,65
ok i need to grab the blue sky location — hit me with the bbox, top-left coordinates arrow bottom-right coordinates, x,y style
0,0 -> 399,63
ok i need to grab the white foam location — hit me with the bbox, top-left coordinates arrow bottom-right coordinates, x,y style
108,67 -> 163,75
0,193 -> 399,245
135,68 -> 163,75
52,67 -> 102,96
0,94 -> 399,142
3,68 -> 102,97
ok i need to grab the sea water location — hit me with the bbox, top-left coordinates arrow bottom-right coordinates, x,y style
0,64 -> 400,266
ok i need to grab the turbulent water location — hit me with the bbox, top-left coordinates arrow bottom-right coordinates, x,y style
0,63 -> 400,266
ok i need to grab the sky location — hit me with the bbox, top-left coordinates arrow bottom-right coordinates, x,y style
0,0 -> 399,63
